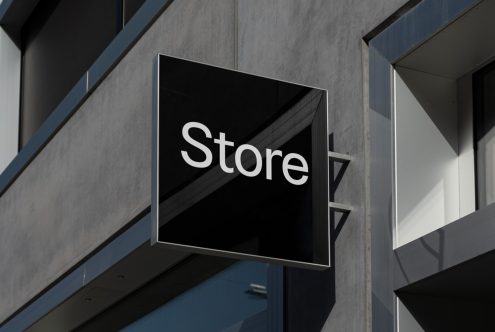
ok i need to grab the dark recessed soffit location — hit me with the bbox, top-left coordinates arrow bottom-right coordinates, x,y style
396,0 -> 495,79
0,0 -> 41,45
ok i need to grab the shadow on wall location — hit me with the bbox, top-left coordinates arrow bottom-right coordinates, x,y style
284,134 -> 350,332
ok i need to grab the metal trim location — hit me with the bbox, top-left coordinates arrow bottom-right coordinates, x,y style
151,53 -> 331,270
368,1 -> 482,331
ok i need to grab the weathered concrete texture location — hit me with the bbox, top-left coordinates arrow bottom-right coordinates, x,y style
237,0 -> 408,331
0,0 -> 236,322
1,0 -> 413,327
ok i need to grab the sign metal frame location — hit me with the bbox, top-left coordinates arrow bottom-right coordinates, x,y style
151,53 -> 331,270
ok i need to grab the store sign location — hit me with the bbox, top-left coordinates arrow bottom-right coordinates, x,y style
180,121 -> 310,185
151,54 -> 330,269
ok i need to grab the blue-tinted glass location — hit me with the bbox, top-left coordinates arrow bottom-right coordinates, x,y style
122,261 -> 268,332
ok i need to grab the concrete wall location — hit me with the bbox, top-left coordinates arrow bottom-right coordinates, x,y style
235,1 -> 406,330
0,0 -> 236,322
0,0 -> 409,329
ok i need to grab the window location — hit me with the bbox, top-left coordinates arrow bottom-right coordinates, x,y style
77,261 -> 272,331
0,27 -> 20,173
20,0 -> 145,147
390,0 -> 495,247
393,67 -> 476,247
473,60 -> 495,209
122,262 -> 268,332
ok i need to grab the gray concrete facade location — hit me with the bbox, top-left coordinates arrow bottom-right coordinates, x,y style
0,0 -> 410,329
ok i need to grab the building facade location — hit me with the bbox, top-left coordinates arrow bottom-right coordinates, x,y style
0,0 -> 493,331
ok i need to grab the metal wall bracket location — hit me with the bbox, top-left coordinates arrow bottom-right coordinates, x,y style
329,201 -> 352,213
328,151 -> 352,163
328,150 -> 352,239
328,151 -> 352,214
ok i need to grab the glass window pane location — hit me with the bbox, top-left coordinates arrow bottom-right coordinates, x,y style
20,0 -> 121,147
122,261 -> 268,332
474,61 -> 495,208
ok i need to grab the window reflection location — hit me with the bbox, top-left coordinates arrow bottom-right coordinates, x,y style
122,262 -> 268,332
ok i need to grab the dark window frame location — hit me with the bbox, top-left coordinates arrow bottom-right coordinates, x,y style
472,59 -> 495,210
18,0 -> 146,148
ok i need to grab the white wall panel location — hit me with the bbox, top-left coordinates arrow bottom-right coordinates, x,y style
395,70 -> 461,247
457,74 -> 476,217
0,27 -> 20,174
398,299 -> 424,332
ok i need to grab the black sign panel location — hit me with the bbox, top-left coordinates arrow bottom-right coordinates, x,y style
152,54 -> 329,269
